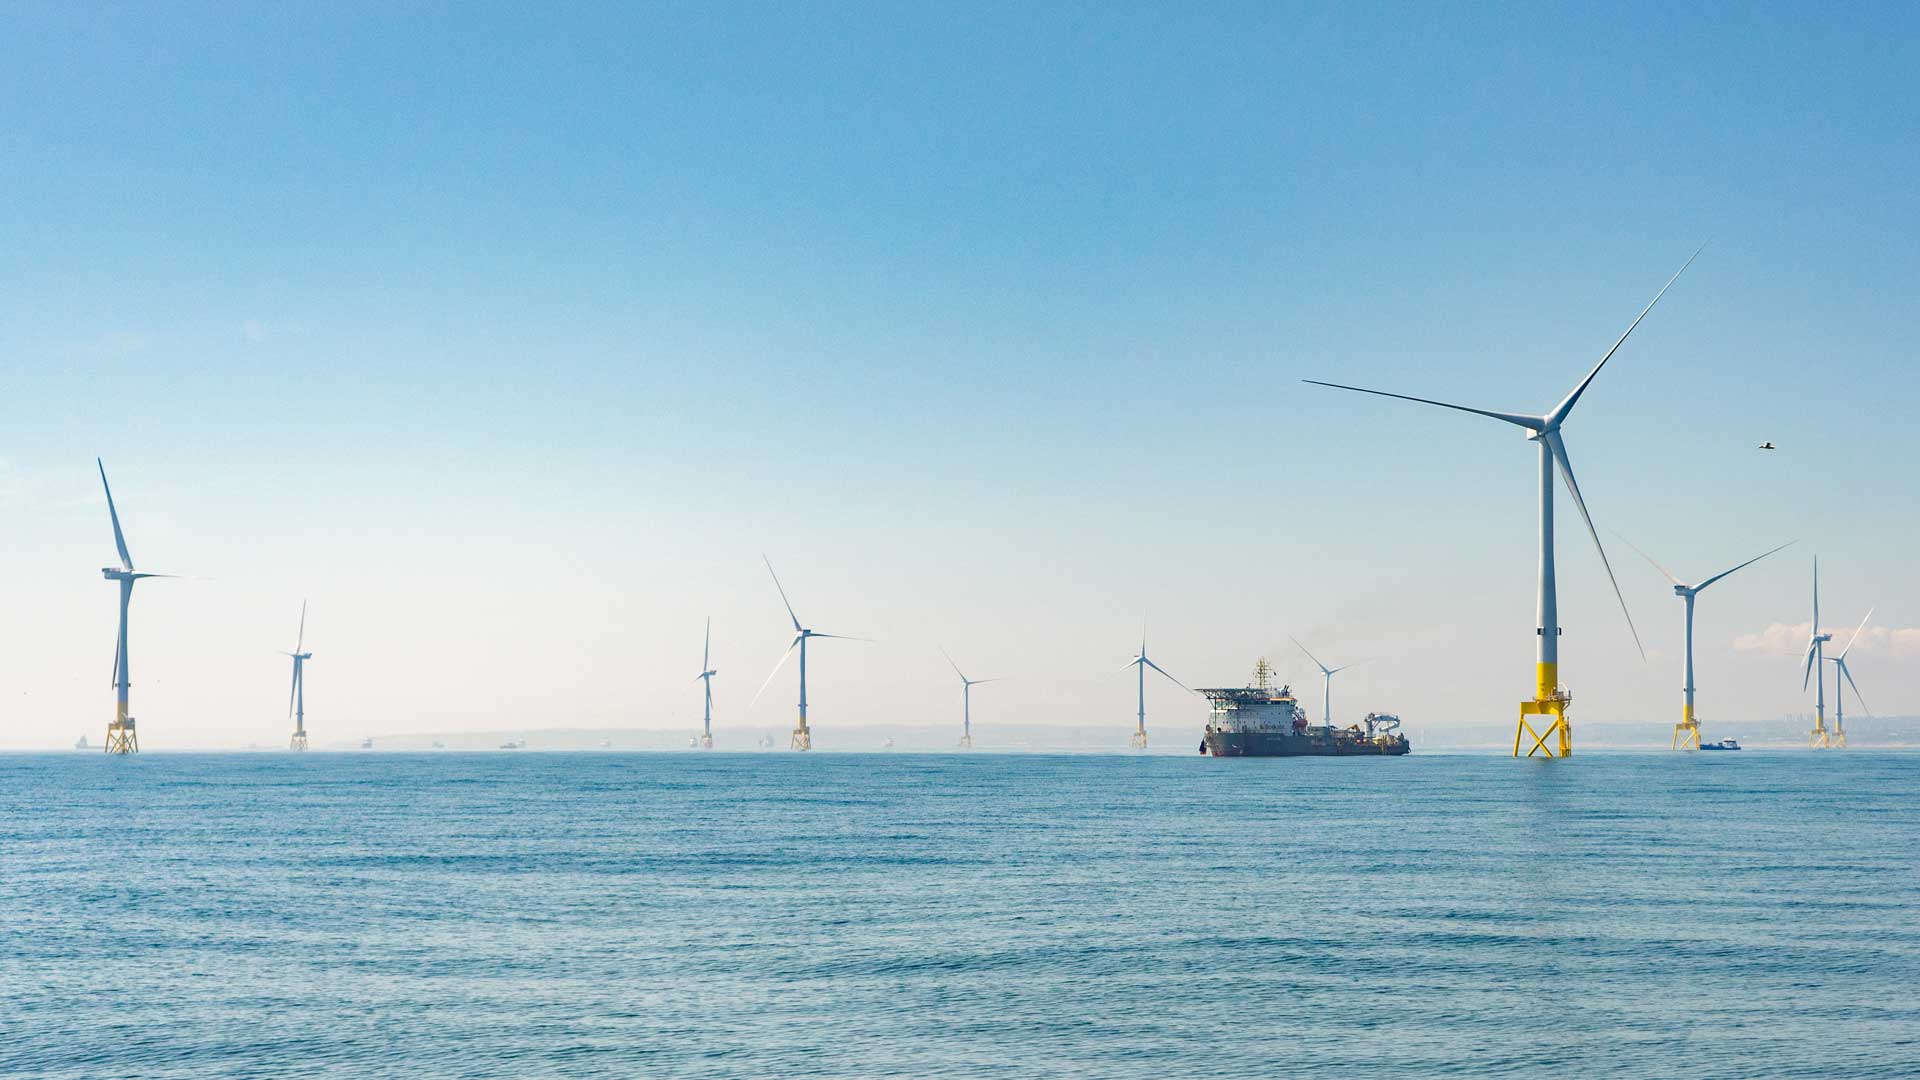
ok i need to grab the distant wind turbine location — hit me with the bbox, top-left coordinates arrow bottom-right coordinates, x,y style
696,617 -> 717,750
1802,558 -> 1837,749
1305,248 -> 1701,757
1290,637 -> 1361,730
1122,635 -> 1191,750
283,601 -> 313,751
749,557 -> 866,751
1615,536 -> 1795,750
97,458 -> 177,754
1825,607 -> 1873,749
941,647 -> 1002,749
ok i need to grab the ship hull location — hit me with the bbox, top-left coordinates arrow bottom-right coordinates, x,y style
1203,729 -> 1409,757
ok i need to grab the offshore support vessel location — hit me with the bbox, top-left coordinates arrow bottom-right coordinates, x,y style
1199,658 -> 1410,757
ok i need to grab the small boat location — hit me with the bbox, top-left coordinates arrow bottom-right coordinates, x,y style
1700,738 -> 1741,751
75,735 -> 89,750
360,737 -> 374,750
499,738 -> 525,750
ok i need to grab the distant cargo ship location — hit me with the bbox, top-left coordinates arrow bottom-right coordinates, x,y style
1200,659 -> 1410,757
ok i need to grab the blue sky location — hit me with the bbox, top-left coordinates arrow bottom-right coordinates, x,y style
2,4 -> 1915,747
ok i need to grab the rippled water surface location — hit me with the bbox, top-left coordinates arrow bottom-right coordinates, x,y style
3,751 -> 1917,1078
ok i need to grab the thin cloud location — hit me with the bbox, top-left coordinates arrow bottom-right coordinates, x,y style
1734,621 -> 1920,658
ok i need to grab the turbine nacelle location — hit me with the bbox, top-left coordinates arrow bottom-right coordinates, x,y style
102,568 -> 171,582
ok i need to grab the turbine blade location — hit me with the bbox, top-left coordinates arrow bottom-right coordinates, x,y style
111,638 -> 121,689
747,636 -> 801,712
1546,244 -> 1704,425
703,615 -> 711,670
763,555 -> 802,632
1120,657 -> 1144,674
1811,556 -> 1820,632
807,632 -> 870,642
1802,642 -> 1816,691
1545,430 -> 1644,660
97,458 -> 133,570
296,599 -> 308,654
1143,656 -> 1193,693
1610,531 -> 1684,587
1838,607 -> 1874,659
940,646 -> 968,683
288,663 -> 298,718
1300,381 -> 1543,430
1289,636 -> 1330,675
1695,540 -> 1798,593
1839,660 -> 1869,715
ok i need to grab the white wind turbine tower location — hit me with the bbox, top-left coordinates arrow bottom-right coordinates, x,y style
97,458 -> 177,755
1122,635 -> 1192,750
696,617 -> 717,749
1290,637 -> 1360,730
750,557 -> 866,751
1306,249 -> 1701,758
941,647 -> 1002,749
1824,606 -> 1872,750
283,601 -> 313,751
1615,536 -> 1794,750
1802,558 -> 1837,749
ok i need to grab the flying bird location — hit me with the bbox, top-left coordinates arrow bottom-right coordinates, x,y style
1758,442 -> 1776,450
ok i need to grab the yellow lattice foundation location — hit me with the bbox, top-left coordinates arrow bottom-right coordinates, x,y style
105,718 -> 138,755
1673,705 -> 1699,751
1514,663 -> 1571,758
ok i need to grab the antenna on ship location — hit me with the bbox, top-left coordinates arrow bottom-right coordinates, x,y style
941,647 -> 1002,749
1305,247 -> 1701,757
1290,637 -> 1359,731
283,600 -> 313,751
1122,632 -> 1192,750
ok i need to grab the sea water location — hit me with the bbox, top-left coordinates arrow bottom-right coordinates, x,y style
2,751 -> 1916,1078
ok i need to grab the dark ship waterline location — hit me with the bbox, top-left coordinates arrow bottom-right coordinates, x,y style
1200,659 -> 1410,757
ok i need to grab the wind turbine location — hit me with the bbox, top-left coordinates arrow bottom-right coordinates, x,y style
1615,537 -> 1794,750
1824,607 -> 1872,750
1122,635 -> 1191,750
749,557 -> 866,751
283,601 -> 313,751
696,617 -> 717,749
1803,558 -> 1836,749
97,459 -> 176,754
941,647 -> 1002,749
1305,249 -> 1701,758
1290,637 -> 1360,730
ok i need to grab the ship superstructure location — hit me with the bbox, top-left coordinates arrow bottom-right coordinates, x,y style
1200,658 -> 1409,757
